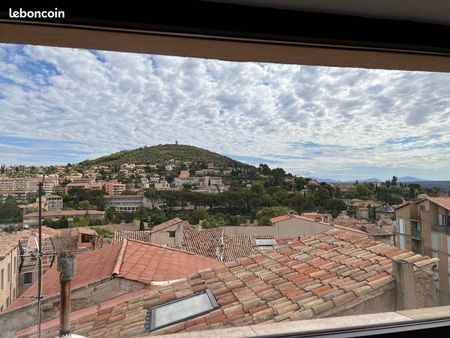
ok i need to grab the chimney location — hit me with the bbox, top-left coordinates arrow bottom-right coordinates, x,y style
393,260 -> 416,310
57,252 -> 76,336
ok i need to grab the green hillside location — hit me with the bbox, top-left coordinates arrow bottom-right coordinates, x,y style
79,144 -> 249,168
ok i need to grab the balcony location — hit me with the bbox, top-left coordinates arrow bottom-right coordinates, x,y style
431,224 -> 450,235
411,228 -> 423,239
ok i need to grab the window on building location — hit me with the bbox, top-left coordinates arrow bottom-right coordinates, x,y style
399,234 -> 405,249
168,231 -> 176,238
0,268 -> 3,290
432,233 -> 439,251
7,263 -> 10,283
6,297 -> 9,307
23,272 -> 33,285
396,219 -> 405,234
145,289 -> 218,332
13,257 -> 16,275
420,205 -> 425,211
81,234 -> 92,243
439,214 -> 448,227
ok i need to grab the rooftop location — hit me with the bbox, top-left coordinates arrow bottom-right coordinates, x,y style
182,228 -> 292,262
12,229 -> 438,337
0,232 -> 20,259
150,218 -> 184,233
427,196 -> 450,211
11,239 -> 222,309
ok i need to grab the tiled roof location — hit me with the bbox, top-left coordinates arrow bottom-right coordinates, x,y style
0,232 -> 20,259
427,196 -> 450,211
144,229 -> 437,335
13,229 -> 438,337
113,230 -> 152,243
15,289 -> 148,338
150,218 -> 184,233
117,240 -> 223,284
270,214 -> 333,227
182,228 -> 290,262
375,203 -> 395,213
11,239 -> 222,308
11,243 -> 122,308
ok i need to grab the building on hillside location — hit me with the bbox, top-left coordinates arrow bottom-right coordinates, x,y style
2,239 -> 221,336
154,180 -> 171,191
104,195 -> 146,212
5,229 -> 440,337
0,233 -> 20,313
103,181 -> 126,196
22,210 -> 105,226
394,195 -> 450,304
43,195 -> 63,211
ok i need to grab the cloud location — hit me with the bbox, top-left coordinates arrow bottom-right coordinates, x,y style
0,43 -> 450,180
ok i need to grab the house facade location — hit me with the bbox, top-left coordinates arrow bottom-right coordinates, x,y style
395,196 -> 450,305
0,233 -> 19,313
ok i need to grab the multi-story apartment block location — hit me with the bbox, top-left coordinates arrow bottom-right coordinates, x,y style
104,195 -> 147,212
103,181 -> 126,196
395,195 -> 450,304
43,195 -> 63,211
0,233 -> 19,313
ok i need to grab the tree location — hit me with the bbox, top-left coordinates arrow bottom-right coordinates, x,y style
256,206 -> 292,225
0,197 -> 21,223
201,215 -> 225,229
391,176 -> 398,186
190,208 -> 209,225
139,218 -> 145,231
322,198 -> 347,217
149,209 -> 167,225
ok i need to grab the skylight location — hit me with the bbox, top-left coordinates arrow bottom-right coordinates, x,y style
145,289 -> 219,332
252,238 -> 277,251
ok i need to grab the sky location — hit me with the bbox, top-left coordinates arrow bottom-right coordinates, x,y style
0,43 -> 450,181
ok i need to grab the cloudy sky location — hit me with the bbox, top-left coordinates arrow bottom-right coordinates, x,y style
0,43 -> 450,181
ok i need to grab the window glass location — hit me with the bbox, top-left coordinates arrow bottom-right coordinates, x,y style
432,233 -> 438,251
24,272 -> 33,285
399,234 -> 405,249
146,290 -> 218,331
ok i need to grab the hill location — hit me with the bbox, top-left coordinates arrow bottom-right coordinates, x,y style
398,176 -> 424,183
79,144 -> 250,168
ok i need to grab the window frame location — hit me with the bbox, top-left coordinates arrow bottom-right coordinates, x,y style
146,289 -> 219,332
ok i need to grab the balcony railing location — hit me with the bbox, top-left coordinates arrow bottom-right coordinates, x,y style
411,228 -> 423,239
431,224 -> 450,235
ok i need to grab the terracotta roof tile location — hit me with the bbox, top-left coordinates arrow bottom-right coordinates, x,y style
15,228 -> 437,337
11,239 -> 222,309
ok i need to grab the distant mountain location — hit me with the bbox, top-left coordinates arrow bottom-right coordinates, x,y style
398,176 -> 425,183
313,178 -> 339,183
79,144 -> 250,168
413,181 -> 450,192
362,178 -> 382,183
